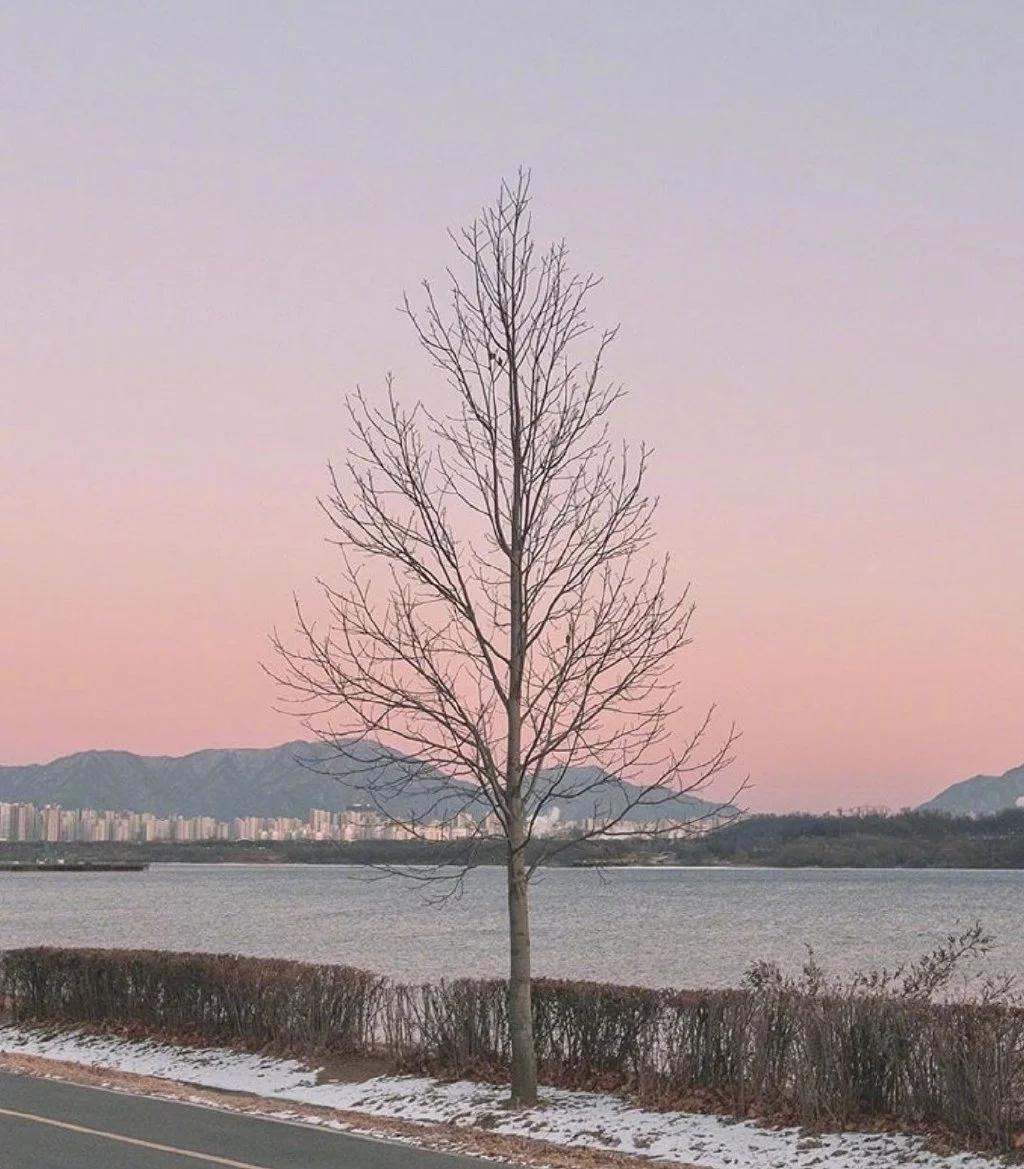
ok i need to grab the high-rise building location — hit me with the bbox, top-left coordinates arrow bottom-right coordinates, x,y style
41,805 -> 62,842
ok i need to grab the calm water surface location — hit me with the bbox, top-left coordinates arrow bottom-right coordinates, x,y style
2,865 -> 1021,987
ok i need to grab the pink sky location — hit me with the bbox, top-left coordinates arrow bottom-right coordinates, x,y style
3,3 -> 1022,810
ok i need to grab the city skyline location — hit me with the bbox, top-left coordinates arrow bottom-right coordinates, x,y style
0,798 -> 723,846
4,4 -> 1021,811
0,798 -> 491,845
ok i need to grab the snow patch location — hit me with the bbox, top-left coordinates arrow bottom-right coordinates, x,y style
0,1025 -> 1006,1169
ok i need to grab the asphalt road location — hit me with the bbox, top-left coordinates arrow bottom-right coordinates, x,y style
0,1071 -> 494,1169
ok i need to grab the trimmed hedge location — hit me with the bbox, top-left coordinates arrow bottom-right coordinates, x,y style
0,948 -> 384,1054
3,946 -> 1023,1151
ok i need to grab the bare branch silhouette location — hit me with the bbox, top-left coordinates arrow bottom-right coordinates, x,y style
271,171 -> 742,1106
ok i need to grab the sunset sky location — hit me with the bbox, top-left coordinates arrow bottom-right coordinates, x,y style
3,2 -> 1021,811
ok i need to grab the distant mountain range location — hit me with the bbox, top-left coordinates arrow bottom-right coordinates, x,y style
920,762 -> 1024,817
0,741 -> 728,824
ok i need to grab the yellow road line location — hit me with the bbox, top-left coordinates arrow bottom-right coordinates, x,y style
0,1105 -> 275,1168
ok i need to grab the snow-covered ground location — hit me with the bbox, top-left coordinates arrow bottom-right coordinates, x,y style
0,1024 -> 1006,1169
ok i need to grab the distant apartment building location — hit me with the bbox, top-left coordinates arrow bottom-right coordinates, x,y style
0,797 -> 734,846
0,802 -> 40,842
308,808 -> 333,839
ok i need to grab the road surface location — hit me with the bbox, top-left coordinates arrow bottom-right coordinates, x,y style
0,1070 -> 494,1169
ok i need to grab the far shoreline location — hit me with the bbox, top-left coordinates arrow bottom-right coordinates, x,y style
1,851 -> 1023,879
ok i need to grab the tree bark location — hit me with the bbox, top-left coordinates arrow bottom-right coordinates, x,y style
506,557 -> 538,1105
506,805 -> 538,1107
505,305 -> 537,1107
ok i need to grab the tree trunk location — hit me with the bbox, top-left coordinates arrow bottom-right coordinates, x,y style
505,345 -> 536,1108
506,814 -> 538,1107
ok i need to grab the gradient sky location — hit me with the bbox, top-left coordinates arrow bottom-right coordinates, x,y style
3,2 -> 1022,810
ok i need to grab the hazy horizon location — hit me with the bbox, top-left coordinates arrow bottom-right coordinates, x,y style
4,2 -> 1022,811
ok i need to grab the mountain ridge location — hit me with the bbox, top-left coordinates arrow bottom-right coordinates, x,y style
919,761 -> 1024,817
0,741 -> 728,824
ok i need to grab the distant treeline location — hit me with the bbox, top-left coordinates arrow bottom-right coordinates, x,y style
3,807 -> 1023,868
672,807 -> 1024,868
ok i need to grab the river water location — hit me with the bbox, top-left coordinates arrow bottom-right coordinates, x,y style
2,864 -> 1021,988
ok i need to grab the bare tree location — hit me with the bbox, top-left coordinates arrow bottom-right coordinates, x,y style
272,172 -> 741,1107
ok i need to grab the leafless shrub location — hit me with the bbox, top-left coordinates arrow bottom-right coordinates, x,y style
0,947 -> 384,1055
3,943 -> 1022,1151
